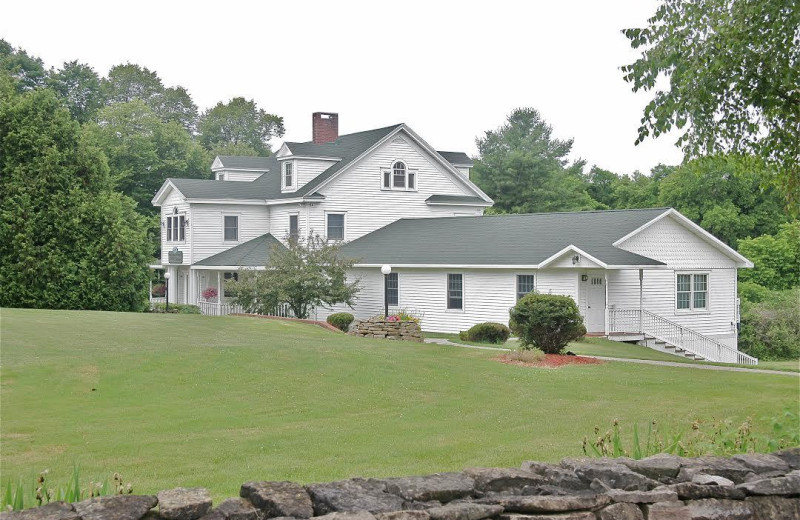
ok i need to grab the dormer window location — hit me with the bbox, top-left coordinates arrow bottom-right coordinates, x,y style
382,161 -> 416,191
283,161 -> 295,190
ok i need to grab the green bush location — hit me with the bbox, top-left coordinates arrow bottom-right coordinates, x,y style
509,293 -> 586,354
739,288 -> 800,360
327,312 -> 355,332
148,303 -> 201,314
459,322 -> 511,344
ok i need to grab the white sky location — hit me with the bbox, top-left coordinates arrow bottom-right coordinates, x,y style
2,0 -> 684,175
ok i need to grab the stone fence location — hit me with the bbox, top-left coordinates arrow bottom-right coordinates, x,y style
4,449 -> 799,520
349,317 -> 423,342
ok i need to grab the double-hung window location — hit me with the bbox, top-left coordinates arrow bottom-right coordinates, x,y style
224,215 -> 238,242
447,273 -> 463,310
288,214 -> 299,241
676,273 -> 708,310
327,213 -> 345,241
383,161 -> 416,190
517,274 -> 535,300
283,161 -> 294,189
386,272 -> 398,306
166,209 -> 185,242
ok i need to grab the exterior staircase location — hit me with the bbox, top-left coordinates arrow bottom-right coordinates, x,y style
607,309 -> 758,365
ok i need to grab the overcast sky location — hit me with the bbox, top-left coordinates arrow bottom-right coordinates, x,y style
2,0 -> 684,174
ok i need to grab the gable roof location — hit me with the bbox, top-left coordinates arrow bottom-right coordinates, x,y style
341,208 -> 671,267
194,233 -> 286,267
154,124 -> 489,205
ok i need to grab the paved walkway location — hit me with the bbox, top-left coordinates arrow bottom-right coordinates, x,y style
423,338 -> 799,377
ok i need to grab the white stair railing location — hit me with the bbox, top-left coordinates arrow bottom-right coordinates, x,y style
608,308 -> 758,365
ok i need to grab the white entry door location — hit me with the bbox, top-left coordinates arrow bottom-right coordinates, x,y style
586,274 -> 606,333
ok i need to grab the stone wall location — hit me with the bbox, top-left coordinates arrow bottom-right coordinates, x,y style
349,317 -> 423,342
3,450 -> 799,520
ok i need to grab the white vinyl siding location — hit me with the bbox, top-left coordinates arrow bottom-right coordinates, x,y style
190,204 -> 269,263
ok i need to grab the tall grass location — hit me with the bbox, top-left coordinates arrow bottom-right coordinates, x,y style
1,468 -> 132,512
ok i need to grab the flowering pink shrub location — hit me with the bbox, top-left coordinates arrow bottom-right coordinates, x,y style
386,315 -> 399,322
202,287 -> 218,301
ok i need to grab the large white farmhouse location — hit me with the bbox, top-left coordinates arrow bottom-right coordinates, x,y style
152,113 -> 755,364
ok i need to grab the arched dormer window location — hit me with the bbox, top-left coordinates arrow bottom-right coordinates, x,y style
382,160 -> 416,191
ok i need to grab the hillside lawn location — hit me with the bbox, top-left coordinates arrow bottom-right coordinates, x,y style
2,309 -> 798,503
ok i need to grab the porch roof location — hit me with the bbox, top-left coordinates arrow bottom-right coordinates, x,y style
341,209 -> 669,267
194,233 -> 286,267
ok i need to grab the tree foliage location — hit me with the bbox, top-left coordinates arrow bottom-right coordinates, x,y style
198,97 -> 285,157
472,108 -> 595,214
622,0 -> 800,212
0,39 -> 47,92
509,293 -> 586,354
227,235 -> 360,319
737,222 -> 800,291
0,85 -> 152,311
47,60 -> 104,123
738,288 -> 800,360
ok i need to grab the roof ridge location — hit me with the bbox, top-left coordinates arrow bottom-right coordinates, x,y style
289,123 -> 404,147
392,207 -> 671,223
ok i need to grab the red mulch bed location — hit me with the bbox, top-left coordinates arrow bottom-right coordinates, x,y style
497,353 -> 603,368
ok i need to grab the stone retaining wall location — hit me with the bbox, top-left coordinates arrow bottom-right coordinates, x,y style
349,317 -> 423,342
4,449 -> 799,520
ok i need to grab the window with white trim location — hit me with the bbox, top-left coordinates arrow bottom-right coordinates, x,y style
386,272 -> 398,306
223,215 -> 238,242
327,213 -> 345,241
283,161 -> 294,189
517,274 -> 535,300
166,208 -> 185,242
676,273 -> 708,310
382,161 -> 416,190
288,214 -> 299,241
447,273 -> 463,310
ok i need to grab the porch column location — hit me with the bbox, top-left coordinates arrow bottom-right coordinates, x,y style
639,269 -> 644,333
217,271 -> 222,304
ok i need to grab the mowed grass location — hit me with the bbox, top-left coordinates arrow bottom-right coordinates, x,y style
1,309 -> 798,503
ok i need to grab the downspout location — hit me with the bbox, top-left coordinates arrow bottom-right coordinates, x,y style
639,268 -> 644,334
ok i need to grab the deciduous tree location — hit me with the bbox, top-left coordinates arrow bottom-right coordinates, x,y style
48,60 -> 104,123
198,97 -> 285,157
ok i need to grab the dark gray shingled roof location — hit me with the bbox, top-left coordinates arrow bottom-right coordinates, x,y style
166,125 -> 480,202
195,234 -> 286,266
426,194 -> 490,205
436,151 -> 474,166
215,156 -> 272,170
341,208 -> 669,266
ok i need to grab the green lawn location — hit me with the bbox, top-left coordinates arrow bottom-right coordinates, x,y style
2,309 -> 797,504
425,333 -> 799,372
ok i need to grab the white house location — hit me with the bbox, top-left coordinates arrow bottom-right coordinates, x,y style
152,113 -> 755,364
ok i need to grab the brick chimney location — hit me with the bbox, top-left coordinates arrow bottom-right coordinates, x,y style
312,112 -> 339,144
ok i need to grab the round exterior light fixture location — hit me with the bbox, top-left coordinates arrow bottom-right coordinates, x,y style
164,272 -> 171,280
380,265 -> 392,275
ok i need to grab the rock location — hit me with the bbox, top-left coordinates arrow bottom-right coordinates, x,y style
314,513 -> 376,520
597,502 -> 644,520
654,483 -> 746,501
677,457 -> 752,484
382,474 -> 475,503
620,454 -> 681,480
425,504 -> 503,520
772,448 -> 800,470
73,495 -> 158,520
400,502 -> 442,511
538,468 -> 587,491
731,453 -> 790,474
570,462 -> 659,491
374,511 -> 431,520
685,498 -> 754,520
477,494 -> 610,513
690,474 -> 734,487
744,470 -> 786,482
589,479 -> 612,493
499,513 -> 595,520
305,479 -> 405,514
643,501 -> 691,520
462,469 -> 541,494
158,488 -> 212,520
240,482 -> 313,518
202,498 -> 264,520
0,502 -> 79,520
606,489 -> 678,503
746,496 -> 800,520
735,474 -> 800,496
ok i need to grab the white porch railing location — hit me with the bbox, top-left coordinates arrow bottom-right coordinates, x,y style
197,301 -> 297,318
609,308 -> 758,365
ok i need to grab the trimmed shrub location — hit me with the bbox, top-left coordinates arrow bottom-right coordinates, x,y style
739,288 -> 800,360
459,322 -> 511,344
509,293 -> 586,354
327,312 -> 355,332
148,303 -> 201,314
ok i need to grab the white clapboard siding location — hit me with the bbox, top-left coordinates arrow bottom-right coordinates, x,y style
190,204 -> 270,263
311,134 -> 484,241
536,270 -> 579,302
296,159 -> 336,190
160,189 -> 191,265
219,170 -> 264,182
